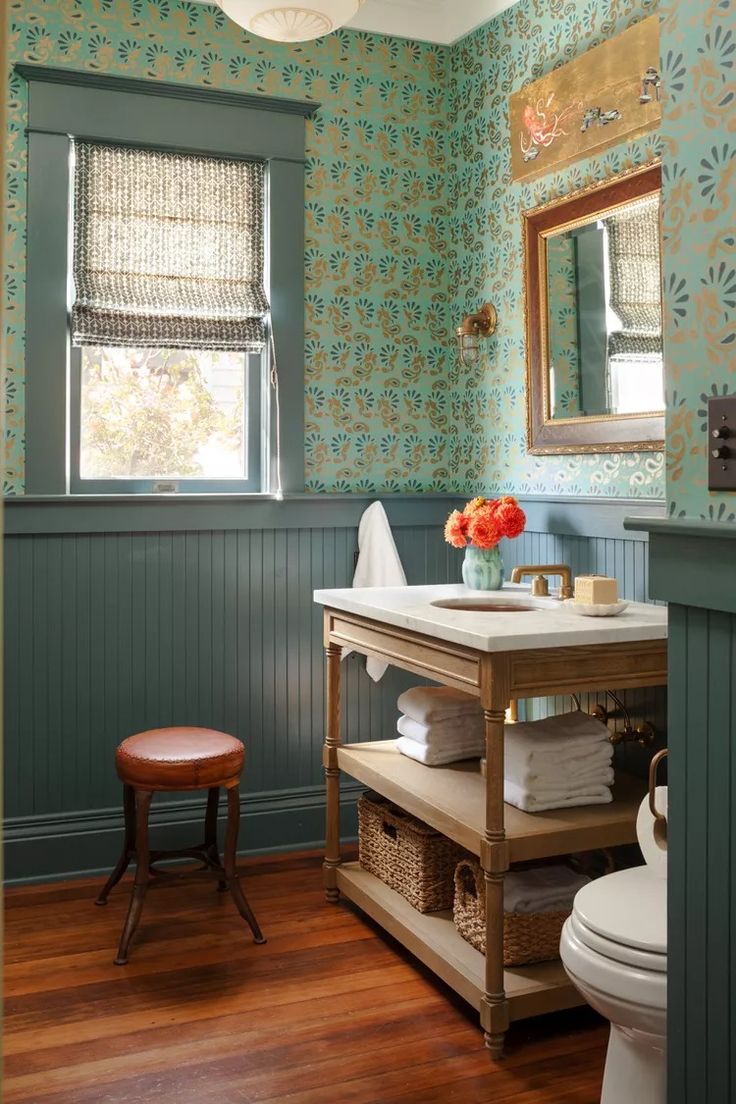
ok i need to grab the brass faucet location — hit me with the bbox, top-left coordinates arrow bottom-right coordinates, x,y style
510,563 -> 573,600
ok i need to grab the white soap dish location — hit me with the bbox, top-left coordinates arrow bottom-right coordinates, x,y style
565,599 -> 628,617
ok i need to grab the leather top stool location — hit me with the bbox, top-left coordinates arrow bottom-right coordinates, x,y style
97,726 -> 265,965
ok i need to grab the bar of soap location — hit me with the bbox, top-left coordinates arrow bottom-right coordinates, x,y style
574,575 -> 618,605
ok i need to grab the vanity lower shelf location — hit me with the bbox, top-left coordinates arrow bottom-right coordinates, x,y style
338,740 -> 647,861
337,863 -> 581,1019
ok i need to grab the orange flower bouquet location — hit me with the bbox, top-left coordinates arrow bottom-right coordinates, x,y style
444,496 -> 526,590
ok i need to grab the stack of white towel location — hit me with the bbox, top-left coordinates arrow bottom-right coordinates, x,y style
393,693 -> 615,814
504,864 -> 590,913
504,710 -> 614,812
395,687 -> 485,766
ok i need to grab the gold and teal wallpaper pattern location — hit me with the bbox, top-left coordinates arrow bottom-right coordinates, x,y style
446,0 -> 664,498
660,0 -> 736,522
4,0 -> 450,495
10,0 -> 709,503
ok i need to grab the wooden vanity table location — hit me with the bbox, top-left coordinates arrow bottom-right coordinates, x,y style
314,584 -> 668,1056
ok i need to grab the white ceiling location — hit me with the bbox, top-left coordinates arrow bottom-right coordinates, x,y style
347,0 -> 519,44
198,2 -> 520,45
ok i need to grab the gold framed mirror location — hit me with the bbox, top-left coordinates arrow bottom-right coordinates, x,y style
523,162 -> 664,454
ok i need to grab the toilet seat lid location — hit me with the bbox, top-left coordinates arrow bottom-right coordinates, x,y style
572,866 -> 666,957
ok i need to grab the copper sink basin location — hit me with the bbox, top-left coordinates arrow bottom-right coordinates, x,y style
431,598 -> 537,613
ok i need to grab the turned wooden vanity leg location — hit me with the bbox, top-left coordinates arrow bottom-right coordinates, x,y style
323,639 -> 343,903
481,702 -> 511,1059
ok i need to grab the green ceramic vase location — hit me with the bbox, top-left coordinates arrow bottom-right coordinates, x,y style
462,545 -> 504,591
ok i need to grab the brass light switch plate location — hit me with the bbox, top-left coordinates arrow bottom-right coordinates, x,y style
708,395 -> 736,492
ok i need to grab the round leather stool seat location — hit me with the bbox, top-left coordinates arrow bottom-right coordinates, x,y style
116,727 -> 244,791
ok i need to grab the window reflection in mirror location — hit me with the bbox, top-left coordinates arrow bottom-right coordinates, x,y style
546,193 -> 664,421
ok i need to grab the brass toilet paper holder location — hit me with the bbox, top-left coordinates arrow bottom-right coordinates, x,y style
648,748 -> 668,847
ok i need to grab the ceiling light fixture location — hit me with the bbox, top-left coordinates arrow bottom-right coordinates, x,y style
217,1 -> 365,42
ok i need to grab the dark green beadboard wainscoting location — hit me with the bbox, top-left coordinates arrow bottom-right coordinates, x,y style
625,517 -> 736,1104
5,494 -> 664,882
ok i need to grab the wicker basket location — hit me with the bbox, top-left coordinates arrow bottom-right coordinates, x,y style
358,792 -> 466,913
453,859 -> 569,966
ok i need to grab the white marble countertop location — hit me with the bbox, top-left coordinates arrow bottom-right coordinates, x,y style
313,583 -> 668,653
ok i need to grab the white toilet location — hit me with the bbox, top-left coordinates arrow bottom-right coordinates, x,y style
559,796 -> 667,1104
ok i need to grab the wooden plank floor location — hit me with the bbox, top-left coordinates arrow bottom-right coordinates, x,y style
4,852 -> 607,1103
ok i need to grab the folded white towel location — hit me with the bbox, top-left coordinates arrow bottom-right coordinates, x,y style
512,893 -> 581,914
506,759 -> 614,791
396,736 -> 484,767
521,767 -> 615,798
398,686 -> 482,726
505,750 -> 614,791
505,737 -> 612,769
346,502 -> 406,682
504,865 -> 590,914
504,778 -> 613,812
397,713 -> 484,746
504,711 -> 610,761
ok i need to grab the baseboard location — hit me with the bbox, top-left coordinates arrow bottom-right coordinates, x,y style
4,782 -> 364,884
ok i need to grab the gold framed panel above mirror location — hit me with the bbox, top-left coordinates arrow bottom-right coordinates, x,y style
523,161 -> 664,455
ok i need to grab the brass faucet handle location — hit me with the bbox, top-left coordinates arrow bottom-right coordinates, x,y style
510,563 -> 572,600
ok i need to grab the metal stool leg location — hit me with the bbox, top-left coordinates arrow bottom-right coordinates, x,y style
114,789 -> 153,965
224,784 -> 266,944
96,784 -> 136,906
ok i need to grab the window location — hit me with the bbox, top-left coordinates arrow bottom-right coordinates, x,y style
74,345 -> 262,486
20,65 -> 315,496
604,196 -> 664,416
69,142 -> 268,493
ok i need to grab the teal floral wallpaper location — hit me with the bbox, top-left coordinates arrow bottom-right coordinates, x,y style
4,0 -> 450,495
660,0 -> 736,522
11,0 -> 720,506
446,0 -> 664,499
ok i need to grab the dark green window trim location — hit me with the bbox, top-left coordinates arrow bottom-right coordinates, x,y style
20,63 -> 319,496
15,65 -> 319,117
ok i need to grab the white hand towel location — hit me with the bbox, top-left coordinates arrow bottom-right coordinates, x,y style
505,748 -> 613,784
504,778 -> 613,812
505,737 -> 613,769
520,767 -> 615,798
396,736 -> 484,767
520,772 -> 617,799
504,746 -> 614,789
397,686 -> 482,725
504,711 -> 610,761
510,894 -> 581,914
504,865 -> 589,914
397,713 -> 484,746
507,755 -> 617,790
344,502 -> 407,682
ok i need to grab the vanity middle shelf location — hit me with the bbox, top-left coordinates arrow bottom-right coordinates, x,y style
338,740 -> 646,861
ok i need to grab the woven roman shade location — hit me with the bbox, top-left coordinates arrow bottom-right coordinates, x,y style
607,195 -> 662,360
71,142 -> 269,351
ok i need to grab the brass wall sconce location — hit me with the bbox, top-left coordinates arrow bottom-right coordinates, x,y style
456,303 -> 497,367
